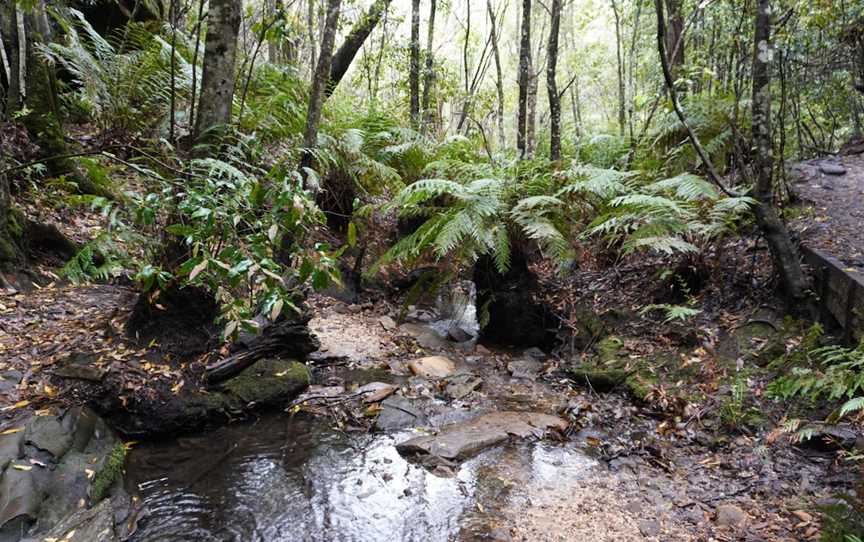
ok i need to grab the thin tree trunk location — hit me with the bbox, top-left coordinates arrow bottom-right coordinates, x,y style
570,80 -> 582,136
750,0 -> 807,302
517,0 -> 531,158
611,0 -> 625,136
307,0 -> 317,72
626,0 -> 643,141
421,0 -> 437,131
409,0 -> 421,127
547,0 -> 561,161
188,0 -> 206,132
664,0 -> 684,74
487,0 -> 506,149
326,0 -> 392,98
194,0 -> 242,145
0,23 -> 10,97
299,0 -> 341,185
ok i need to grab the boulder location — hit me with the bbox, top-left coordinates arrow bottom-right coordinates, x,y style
819,163 -> 847,176
396,411 -> 567,463
408,356 -> 457,379
356,382 -> 397,403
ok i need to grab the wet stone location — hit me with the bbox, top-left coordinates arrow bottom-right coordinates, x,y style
375,396 -> 427,431
396,411 -> 567,463
25,416 -> 73,459
444,374 -> 483,400
507,357 -> 542,380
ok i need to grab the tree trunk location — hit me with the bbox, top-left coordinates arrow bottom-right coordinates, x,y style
750,0 -> 807,302
664,0 -> 684,73
487,0 -> 505,149
611,0 -> 626,136
2,1 -> 22,117
194,0 -> 242,145
517,0 -> 531,158
546,0 -> 561,161
421,0 -> 437,131
299,0 -> 341,183
409,0 -> 421,127
326,0 -> 392,98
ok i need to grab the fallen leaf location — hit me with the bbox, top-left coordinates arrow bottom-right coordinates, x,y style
0,427 -> 23,435
0,400 -> 30,412
12,464 -> 32,471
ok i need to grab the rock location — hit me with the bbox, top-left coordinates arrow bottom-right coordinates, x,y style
0,465 -> 41,533
221,359 -> 310,406
356,382 -> 397,403
396,411 -> 568,463
408,356 -> 457,379
416,330 -> 448,351
375,396 -> 427,431
568,366 -> 628,392
819,163 -> 847,176
794,423 -> 862,452
443,374 -> 483,399
37,497 -> 118,542
522,347 -> 546,360
25,415 -> 73,459
638,519 -> 661,537
475,345 -> 492,356
398,323 -> 427,337
378,316 -> 397,331
507,357 -> 542,380
53,354 -> 108,382
447,327 -> 473,343
0,428 -> 24,472
715,504 -> 748,527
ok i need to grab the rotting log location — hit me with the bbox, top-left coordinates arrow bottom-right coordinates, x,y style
802,246 -> 864,343
204,314 -> 319,384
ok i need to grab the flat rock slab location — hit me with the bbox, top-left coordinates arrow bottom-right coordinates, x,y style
819,163 -> 847,176
408,356 -> 456,379
396,411 -> 568,462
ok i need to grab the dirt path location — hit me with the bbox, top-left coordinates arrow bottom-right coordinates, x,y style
790,151 -> 864,270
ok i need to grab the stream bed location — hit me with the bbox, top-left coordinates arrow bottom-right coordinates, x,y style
125,411 -> 596,541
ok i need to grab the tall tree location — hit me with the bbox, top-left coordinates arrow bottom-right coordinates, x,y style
487,0 -> 506,148
194,0 -> 242,144
546,0 -> 562,160
326,0 -> 392,98
517,0 -> 531,158
421,0 -> 437,130
664,0 -> 684,74
750,0 -> 807,301
611,0 -> 626,136
300,0 -> 341,182
409,0 -> 421,127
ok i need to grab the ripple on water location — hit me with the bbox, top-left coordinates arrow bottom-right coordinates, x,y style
126,413 -> 595,542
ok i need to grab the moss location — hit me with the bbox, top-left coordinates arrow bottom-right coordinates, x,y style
90,443 -> 126,503
222,359 -> 310,405
625,372 -> 657,401
596,336 -> 624,362
569,367 -> 629,392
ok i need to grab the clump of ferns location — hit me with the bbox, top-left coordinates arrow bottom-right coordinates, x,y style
560,165 -> 755,278
373,170 -> 573,279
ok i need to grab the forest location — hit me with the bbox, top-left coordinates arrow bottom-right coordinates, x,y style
1,0 -> 864,539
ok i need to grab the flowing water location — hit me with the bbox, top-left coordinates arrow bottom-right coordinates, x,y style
125,411 -> 596,541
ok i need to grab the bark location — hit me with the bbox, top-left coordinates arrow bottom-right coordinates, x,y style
487,0 -> 505,149
0,21 -> 10,98
750,0 -> 807,302
307,0 -> 317,70
2,1 -> 22,117
409,0 -> 421,127
326,0 -> 392,98
517,0 -> 531,158
611,0 -> 626,136
299,0 -> 341,183
664,0 -> 684,73
421,0 -> 437,130
193,0 -> 242,145
546,0 -> 562,161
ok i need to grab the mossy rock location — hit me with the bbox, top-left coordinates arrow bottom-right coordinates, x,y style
90,443 -> 126,503
222,358 -> 310,405
717,320 -> 786,367
569,366 -> 629,392
596,336 -> 624,362
624,372 -> 657,401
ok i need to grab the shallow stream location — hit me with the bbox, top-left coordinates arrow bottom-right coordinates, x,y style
125,411 -> 596,541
